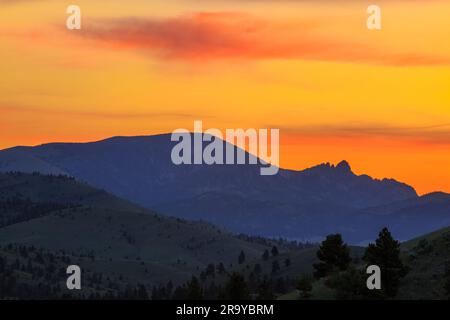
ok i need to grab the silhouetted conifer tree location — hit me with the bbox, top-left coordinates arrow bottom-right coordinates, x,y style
363,227 -> 408,298
271,246 -> 279,257
223,273 -> 249,300
238,250 -> 246,265
313,234 -> 351,279
186,276 -> 203,300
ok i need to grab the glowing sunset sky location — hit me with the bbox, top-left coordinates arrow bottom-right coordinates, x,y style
0,0 -> 449,194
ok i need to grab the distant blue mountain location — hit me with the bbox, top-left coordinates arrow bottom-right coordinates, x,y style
0,134 -> 447,243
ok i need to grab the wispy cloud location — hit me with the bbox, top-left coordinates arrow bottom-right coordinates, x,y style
1,105 -> 205,120
0,0 -> 49,5
272,123 -> 450,145
75,12 -> 449,66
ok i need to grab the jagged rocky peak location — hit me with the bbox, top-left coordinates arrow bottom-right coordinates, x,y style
335,160 -> 352,173
306,160 -> 353,174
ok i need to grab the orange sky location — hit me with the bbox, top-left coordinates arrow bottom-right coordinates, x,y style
1,0 -> 450,195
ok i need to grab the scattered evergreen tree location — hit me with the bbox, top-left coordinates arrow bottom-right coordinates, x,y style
445,278 -> 450,299
313,234 -> 351,279
238,250 -> 246,265
137,284 -> 149,300
217,262 -> 226,274
166,280 -> 174,298
443,261 -> 450,299
262,249 -> 269,261
284,258 -> 291,267
222,273 -> 249,300
186,276 -> 203,300
363,227 -> 408,299
172,285 -> 188,300
414,238 -> 433,255
206,263 -> 215,277
271,246 -> 279,257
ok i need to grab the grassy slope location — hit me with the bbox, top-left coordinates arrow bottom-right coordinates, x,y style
401,226 -> 450,251
278,278 -> 336,300
0,173 -> 274,286
397,226 -> 450,299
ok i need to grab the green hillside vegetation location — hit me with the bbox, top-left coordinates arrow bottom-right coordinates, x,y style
0,243 -> 151,299
0,173 -> 273,283
397,226 -> 450,299
401,226 -> 450,251
1,172 -> 448,300
279,227 -> 450,300
0,172 -> 320,299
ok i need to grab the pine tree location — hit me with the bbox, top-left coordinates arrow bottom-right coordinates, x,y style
262,249 -> 269,261
443,261 -> 450,298
238,250 -> 246,265
137,284 -> 149,300
0,256 -> 5,273
217,262 -> 226,274
223,273 -> 249,300
445,277 -> 450,299
313,234 -> 351,279
284,258 -> 291,267
271,246 -> 279,257
172,285 -> 188,300
363,227 -> 408,298
186,276 -> 203,300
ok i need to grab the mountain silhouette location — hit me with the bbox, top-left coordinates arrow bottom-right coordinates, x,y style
0,134 -> 447,243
